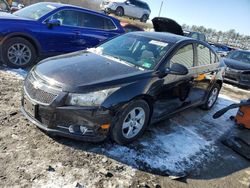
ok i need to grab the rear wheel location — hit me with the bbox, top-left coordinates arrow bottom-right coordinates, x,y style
115,7 -> 124,17
140,14 -> 148,23
2,37 -> 37,68
201,83 -> 221,110
111,100 -> 150,145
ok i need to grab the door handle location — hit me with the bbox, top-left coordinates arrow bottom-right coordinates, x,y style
103,33 -> 110,37
73,30 -> 81,35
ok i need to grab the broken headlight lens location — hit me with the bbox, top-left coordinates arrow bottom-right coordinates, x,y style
66,87 -> 119,106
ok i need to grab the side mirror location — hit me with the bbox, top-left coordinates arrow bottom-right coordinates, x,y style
166,63 -> 189,75
46,19 -> 61,28
125,1 -> 131,5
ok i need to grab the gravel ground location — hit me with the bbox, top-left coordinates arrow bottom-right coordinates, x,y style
0,70 -> 250,188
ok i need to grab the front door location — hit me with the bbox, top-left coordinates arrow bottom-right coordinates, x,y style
39,9 -> 82,54
152,43 -> 196,120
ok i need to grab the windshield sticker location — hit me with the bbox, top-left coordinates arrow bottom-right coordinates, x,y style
142,62 -> 152,69
47,5 -> 56,10
149,40 -> 168,47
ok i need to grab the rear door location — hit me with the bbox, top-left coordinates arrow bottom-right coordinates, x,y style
190,42 -> 220,103
76,11 -> 119,50
132,0 -> 144,18
124,0 -> 139,18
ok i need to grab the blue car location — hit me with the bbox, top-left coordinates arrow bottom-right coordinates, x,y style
0,2 -> 124,68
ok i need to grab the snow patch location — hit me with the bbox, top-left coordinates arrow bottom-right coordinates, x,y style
1,68 -> 28,79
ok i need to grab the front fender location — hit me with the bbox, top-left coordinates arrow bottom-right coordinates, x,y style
102,78 -> 163,109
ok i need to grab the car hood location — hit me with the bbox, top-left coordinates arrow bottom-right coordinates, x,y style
224,58 -> 250,70
0,12 -> 31,20
34,51 -> 153,92
152,17 -> 184,36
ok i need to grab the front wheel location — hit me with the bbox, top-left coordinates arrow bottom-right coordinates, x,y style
201,83 -> 221,110
140,14 -> 148,23
2,37 -> 37,68
111,100 -> 150,145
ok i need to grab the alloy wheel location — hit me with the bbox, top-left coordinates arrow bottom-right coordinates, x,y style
122,107 -> 146,139
208,87 -> 219,108
7,43 -> 32,66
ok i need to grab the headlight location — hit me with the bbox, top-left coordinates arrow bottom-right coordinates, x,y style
66,87 -> 119,106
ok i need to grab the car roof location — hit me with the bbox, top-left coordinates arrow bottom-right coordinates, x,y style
132,31 -> 194,43
36,2 -> 120,21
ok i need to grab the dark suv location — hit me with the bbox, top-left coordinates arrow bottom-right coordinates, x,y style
21,32 -> 224,145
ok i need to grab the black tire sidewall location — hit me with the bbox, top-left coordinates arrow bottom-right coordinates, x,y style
111,99 -> 150,145
2,37 -> 36,68
202,83 -> 221,110
115,7 -> 124,16
141,14 -> 148,22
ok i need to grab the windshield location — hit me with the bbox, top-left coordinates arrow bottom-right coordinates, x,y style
227,50 -> 250,64
93,33 -> 172,70
13,3 -> 57,20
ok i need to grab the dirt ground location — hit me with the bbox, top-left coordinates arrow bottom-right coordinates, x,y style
0,70 -> 250,188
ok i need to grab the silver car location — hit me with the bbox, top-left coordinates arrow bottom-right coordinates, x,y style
100,0 -> 151,22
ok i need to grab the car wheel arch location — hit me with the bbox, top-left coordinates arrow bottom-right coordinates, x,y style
1,33 -> 40,56
216,80 -> 223,89
113,94 -> 154,121
116,6 -> 124,16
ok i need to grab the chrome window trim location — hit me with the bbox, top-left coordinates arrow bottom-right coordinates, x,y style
42,8 -> 118,31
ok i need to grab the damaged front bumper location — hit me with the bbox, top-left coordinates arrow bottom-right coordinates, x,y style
21,94 -> 113,142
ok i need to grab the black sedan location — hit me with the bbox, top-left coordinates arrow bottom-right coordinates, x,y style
21,32 -> 224,145
224,50 -> 250,88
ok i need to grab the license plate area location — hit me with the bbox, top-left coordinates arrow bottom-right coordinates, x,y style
23,98 -> 37,118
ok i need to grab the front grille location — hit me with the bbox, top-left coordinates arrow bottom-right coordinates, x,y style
24,72 -> 59,105
241,74 -> 250,81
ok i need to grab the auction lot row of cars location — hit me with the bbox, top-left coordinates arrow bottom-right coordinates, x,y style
0,2 -> 249,145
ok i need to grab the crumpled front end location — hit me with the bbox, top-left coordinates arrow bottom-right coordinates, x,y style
21,71 -> 114,142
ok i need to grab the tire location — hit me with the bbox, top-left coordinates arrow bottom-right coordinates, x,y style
111,99 -> 150,145
115,7 -> 124,17
2,37 -> 37,68
201,83 -> 221,110
140,14 -> 148,23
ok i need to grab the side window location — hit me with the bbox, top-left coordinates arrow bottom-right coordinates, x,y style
170,44 -> 194,68
104,18 -> 116,30
190,33 -> 199,40
50,10 -> 79,27
137,1 -> 144,8
134,0 -> 141,7
78,12 -> 115,30
199,34 -> 206,41
197,44 -> 210,66
129,0 -> 136,5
